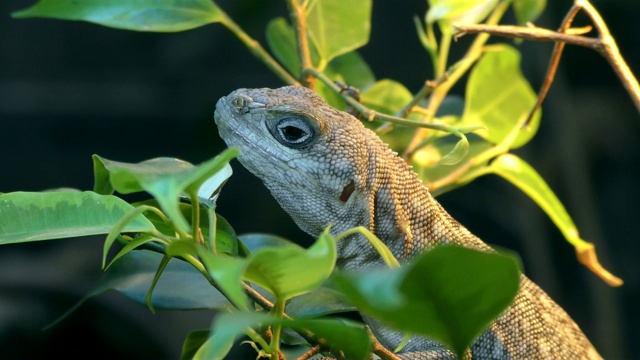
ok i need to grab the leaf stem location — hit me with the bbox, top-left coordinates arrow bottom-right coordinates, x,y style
286,0 -> 316,89
403,0 -> 511,157
269,298 -> 286,356
304,68 -> 464,134
218,9 -> 299,86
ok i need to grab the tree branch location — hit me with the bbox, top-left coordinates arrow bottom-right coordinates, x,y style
286,0 -> 316,89
453,0 -> 640,116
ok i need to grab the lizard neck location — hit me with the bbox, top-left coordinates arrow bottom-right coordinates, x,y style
336,144 -> 489,270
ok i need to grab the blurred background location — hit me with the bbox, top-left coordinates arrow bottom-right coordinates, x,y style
1,0 -> 638,358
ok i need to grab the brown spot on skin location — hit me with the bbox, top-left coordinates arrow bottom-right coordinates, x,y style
339,180 -> 355,202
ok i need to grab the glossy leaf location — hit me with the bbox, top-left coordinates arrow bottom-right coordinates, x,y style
488,154 -> 623,286
239,233 -> 298,252
50,250 -> 232,328
461,45 -> 540,148
489,154 -> 587,249
325,52 -> 375,91
243,229 -> 336,300
435,136 -> 469,166
306,0 -> 371,64
412,134 -> 493,188
136,200 -> 239,255
513,0 -> 546,25
360,79 -> 412,115
198,250 -> 250,311
286,286 -> 355,318
330,246 -> 520,357
13,0 -> 223,32
93,148 -> 238,232
427,0 -> 499,32
266,17 -> 302,77
205,312 -> 371,360
0,191 -> 154,244
181,330 -> 210,360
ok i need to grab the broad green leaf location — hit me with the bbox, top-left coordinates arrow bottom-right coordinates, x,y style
330,246 -> 520,357
243,229 -> 336,300
286,287 -> 355,318
513,0 -> 546,25
93,148 -> 238,232
205,312 -> 371,360
306,0 -> 371,64
198,250 -> 250,311
266,17 -> 302,77
288,318 -> 371,360
435,136 -> 469,166
135,200 -> 239,255
488,154 -> 587,249
360,79 -> 412,115
239,233 -> 298,252
325,52 -> 376,91
460,45 -> 540,148
487,154 -> 623,286
181,330 -> 210,360
317,51 -> 376,110
427,0 -> 499,32
412,134 -> 493,187
204,311 -> 273,360
49,250 -> 232,328
13,0 -> 223,32
0,191 -> 153,244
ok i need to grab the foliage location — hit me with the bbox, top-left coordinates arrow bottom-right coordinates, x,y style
2,0 -> 627,359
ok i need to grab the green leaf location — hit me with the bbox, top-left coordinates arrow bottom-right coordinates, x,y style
238,233 -> 298,252
412,134 -> 493,187
288,318 -> 371,360
435,136 -> 469,166
205,311 -> 272,360
427,0 -> 499,32
460,45 -> 540,148
198,250 -> 250,311
286,286 -> 355,318
513,0 -> 546,25
360,79 -> 412,115
266,17 -> 301,77
0,191 -> 154,244
306,0 -> 372,64
244,229 -> 336,300
325,52 -> 376,91
93,148 -> 238,232
205,312 -> 371,360
48,250 -> 233,328
137,199 -> 239,255
488,154 -> 588,249
13,0 -> 223,32
330,246 -> 520,357
181,329 -> 210,360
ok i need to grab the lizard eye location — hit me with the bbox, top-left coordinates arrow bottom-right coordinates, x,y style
272,118 -> 316,148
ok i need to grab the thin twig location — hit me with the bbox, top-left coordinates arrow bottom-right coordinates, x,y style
304,68 -> 463,134
453,0 -> 640,117
403,0 -> 511,157
218,11 -> 299,86
286,0 -> 316,89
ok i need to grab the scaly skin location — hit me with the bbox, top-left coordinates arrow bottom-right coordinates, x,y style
214,86 -> 601,359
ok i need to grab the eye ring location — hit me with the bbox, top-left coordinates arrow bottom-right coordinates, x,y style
271,117 -> 316,148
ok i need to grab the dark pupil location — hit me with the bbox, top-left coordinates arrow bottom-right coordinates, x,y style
282,126 -> 305,140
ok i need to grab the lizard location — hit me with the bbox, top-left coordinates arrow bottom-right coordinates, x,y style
213,85 -> 602,359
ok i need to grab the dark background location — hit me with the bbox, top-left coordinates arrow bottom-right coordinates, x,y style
1,0 -> 638,359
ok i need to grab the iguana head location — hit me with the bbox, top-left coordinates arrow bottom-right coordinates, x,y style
214,86 -> 372,237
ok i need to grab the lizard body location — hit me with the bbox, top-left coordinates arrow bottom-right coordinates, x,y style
214,86 -> 601,359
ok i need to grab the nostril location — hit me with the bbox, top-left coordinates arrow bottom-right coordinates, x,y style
231,94 -> 252,114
